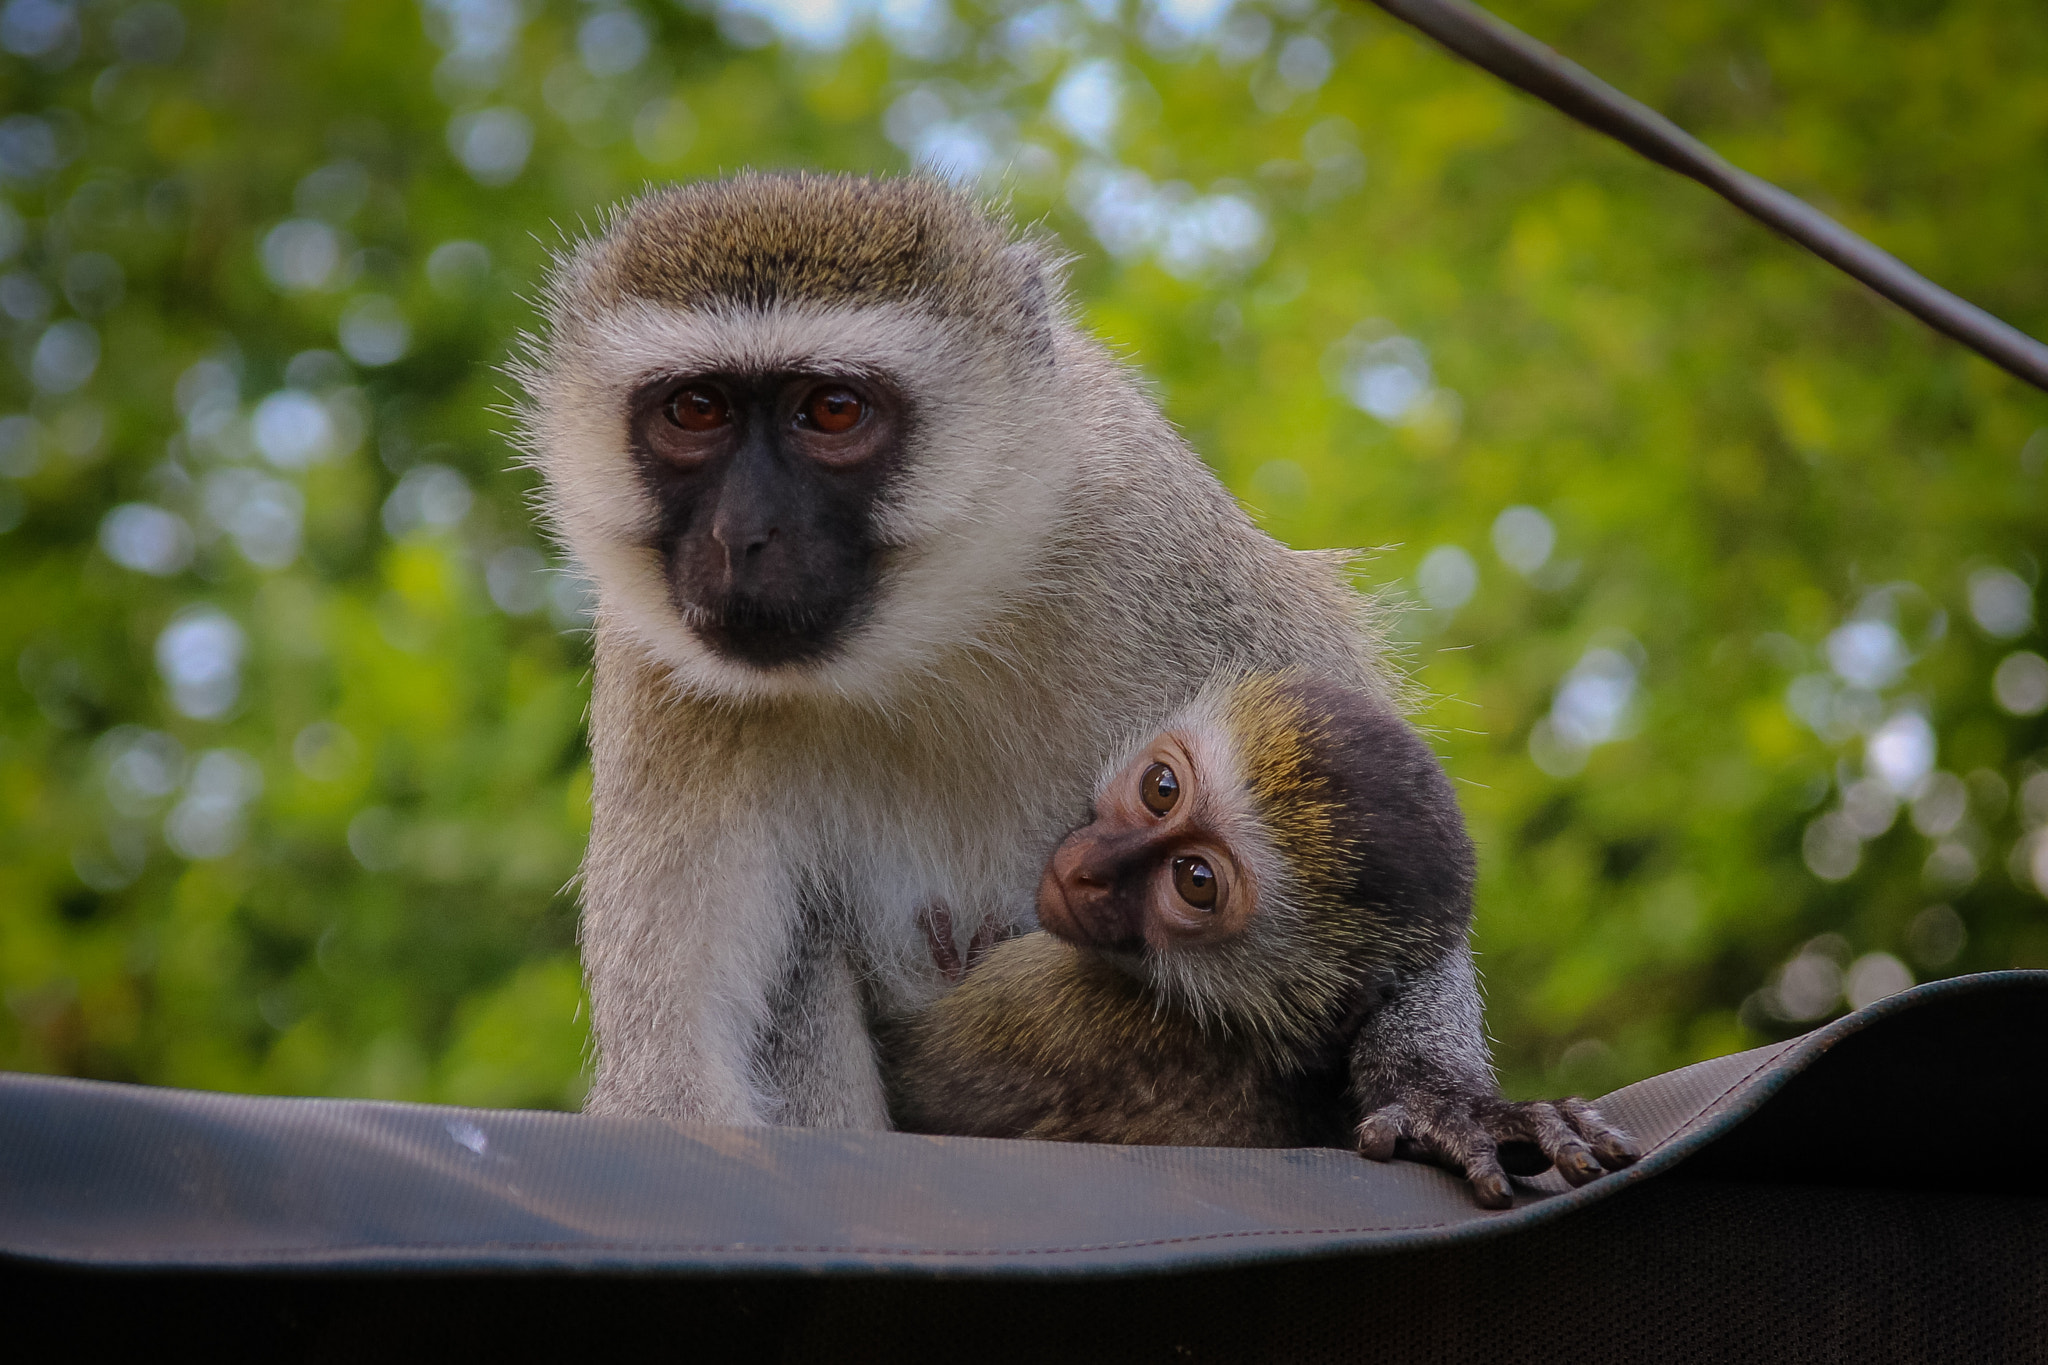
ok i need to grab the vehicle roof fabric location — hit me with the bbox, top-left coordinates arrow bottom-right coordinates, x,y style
3,971 -> 2042,1278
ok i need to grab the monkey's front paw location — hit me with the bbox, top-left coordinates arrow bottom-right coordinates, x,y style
1356,1096 -> 1640,1210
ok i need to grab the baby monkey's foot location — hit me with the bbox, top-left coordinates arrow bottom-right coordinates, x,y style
918,903 -> 1004,984
1356,1095 -> 1641,1210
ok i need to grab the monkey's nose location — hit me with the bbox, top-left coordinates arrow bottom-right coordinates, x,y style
712,522 -> 777,551
1038,837 -> 1134,949
1048,840 -> 1112,892
709,521 -> 779,579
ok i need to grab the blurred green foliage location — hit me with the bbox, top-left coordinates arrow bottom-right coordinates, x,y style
0,0 -> 2043,1110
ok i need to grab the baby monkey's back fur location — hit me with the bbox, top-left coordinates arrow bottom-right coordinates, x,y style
882,934 -> 1359,1147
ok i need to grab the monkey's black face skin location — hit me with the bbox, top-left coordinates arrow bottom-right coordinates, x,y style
1040,824 -> 1164,954
1038,739 -> 1249,957
628,371 -> 905,668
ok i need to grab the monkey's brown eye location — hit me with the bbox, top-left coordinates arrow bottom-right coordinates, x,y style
1172,856 -> 1218,910
665,387 -> 730,431
804,387 -> 865,434
1140,763 -> 1179,816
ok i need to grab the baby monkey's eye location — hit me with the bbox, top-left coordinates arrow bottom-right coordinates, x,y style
666,386 -> 730,431
1140,762 -> 1179,815
804,386 -> 865,434
1172,856 -> 1218,910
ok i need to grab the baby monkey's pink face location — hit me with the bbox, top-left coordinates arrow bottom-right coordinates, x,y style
1035,731 -> 1259,955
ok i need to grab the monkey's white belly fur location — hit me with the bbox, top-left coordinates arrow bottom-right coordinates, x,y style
582,636 -> 1167,1126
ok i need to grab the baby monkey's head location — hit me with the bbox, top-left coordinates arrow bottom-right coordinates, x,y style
1036,673 -> 1475,1058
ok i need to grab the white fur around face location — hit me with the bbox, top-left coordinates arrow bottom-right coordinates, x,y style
527,299 -> 1077,707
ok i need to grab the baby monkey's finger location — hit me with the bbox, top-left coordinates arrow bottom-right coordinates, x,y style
1558,1098 -> 1641,1171
1519,1103 -> 1605,1186
1355,1104 -> 1409,1162
1424,1120 -> 1520,1210
1457,1143 -> 1515,1210
1553,1142 -> 1605,1186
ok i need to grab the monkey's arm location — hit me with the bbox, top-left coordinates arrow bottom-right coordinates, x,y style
579,827 -> 793,1124
1348,951 -> 1638,1209
576,632 -> 894,1128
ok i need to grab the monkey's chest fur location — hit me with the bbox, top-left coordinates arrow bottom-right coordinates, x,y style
877,935 -> 1356,1149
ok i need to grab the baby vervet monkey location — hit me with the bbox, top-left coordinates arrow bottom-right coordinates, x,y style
881,674 -> 1639,1208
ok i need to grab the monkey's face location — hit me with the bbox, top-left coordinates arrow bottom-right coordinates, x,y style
528,296 -> 1071,702
1036,732 -> 1260,955
628,371 -> 904,668
524,179 -> 1083,702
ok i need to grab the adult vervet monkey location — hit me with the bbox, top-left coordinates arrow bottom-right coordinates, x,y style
523,173 -> 1415,1131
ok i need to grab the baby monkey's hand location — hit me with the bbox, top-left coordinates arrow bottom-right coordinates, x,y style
1356,1094 -> 1641,1209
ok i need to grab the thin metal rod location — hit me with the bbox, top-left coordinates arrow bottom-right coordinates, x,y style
1362,0 -> 2048,393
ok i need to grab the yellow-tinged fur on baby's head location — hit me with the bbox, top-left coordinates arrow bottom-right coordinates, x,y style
1126,671 -> 1475,1064
1221,673 -> 1358,902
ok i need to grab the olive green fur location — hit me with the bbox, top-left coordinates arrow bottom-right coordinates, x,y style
1227,676 -> 1350,875
559,173 -> 1054,347
879,933 -> 1352,1148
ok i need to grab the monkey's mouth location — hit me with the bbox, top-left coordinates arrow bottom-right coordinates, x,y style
675,590 -> 862,669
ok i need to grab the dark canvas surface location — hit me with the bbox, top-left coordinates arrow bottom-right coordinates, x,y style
2,970 -> 2043,1360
